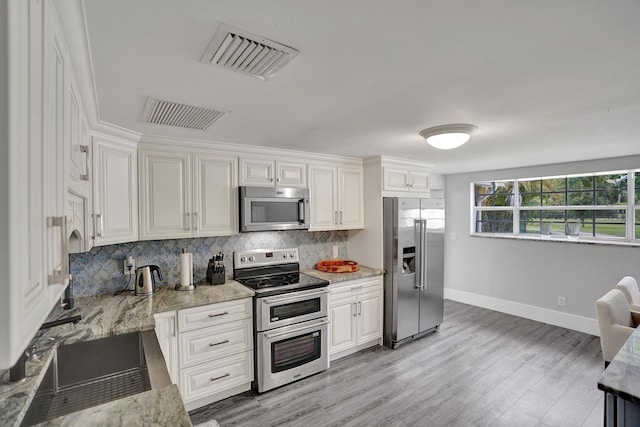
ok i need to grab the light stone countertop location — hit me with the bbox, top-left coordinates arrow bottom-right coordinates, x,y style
0,280 -> 253,427
598,326 -> 640,405
302,264 -> 384,284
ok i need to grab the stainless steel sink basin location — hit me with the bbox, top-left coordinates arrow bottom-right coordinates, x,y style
21,330 -> 171,426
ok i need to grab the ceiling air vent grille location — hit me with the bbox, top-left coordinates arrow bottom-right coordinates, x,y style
201,24 -> 299,80
141,97 -> 226,130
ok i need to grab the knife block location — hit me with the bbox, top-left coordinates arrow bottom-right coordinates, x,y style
206,260 -> 225,285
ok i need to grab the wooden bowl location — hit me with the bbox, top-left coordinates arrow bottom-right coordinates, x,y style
316,260 -> 360,273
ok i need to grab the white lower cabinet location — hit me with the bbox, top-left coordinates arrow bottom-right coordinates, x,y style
153,311 -> 179,384
329,276 -> 383,361
155,298 -> 253,410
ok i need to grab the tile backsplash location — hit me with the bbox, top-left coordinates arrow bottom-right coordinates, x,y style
70,230 -> 349,296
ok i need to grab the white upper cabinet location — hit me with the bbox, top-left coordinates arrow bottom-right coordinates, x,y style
1,0 -> 71,369
308,163 -> 364,231
139,148 -> 237,240
239,157 -> 306,188
92,134 -> 138,246
193,153 -> 238,237
383,166 -> 430,195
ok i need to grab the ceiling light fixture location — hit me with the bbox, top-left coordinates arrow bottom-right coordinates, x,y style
419,124 -> 478,150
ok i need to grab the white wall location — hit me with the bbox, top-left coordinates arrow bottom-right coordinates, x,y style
445,155 -> 640,335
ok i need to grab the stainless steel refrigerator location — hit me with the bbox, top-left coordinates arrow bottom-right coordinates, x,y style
383,197 -> 445,349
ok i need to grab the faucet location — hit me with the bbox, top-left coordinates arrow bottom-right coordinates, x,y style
9,314 -> 82,382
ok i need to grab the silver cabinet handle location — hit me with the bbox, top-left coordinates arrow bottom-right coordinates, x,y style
209,339 -> 229,347
208,311 -> 229,318
47,216 -> 69,285
335,211 -> 338,225
276,177 -> 280,183
210,373 -> 230,382
184,213 -> 190,231
353,302 -> 357,317
80,145 -> 90,181
270,177 -> 274,182
339,211 -> 343,225
91,213 -> 103,238
193,212 -> 198,231
358,301 -> 362,316
97,213 -> 103,238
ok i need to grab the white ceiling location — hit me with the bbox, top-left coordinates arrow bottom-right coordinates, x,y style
81,0 -> 640,173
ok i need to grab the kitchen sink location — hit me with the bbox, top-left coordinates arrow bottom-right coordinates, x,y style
21,330 -> 171,426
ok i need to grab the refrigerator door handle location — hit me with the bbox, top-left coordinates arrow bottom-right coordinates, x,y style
414,219 -> 426,290
420,219 -> 427,292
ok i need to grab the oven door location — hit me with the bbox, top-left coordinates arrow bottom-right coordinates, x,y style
239,187 -> 310,232
257,317 -> 329,393
256,288 -> 329,331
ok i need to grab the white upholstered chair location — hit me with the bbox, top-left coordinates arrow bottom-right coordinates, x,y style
615,276 -> 640,312
596,288 -> 640,366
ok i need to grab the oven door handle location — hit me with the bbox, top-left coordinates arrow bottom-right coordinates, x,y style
262,289 -> 329,305
264,320 -> 330,340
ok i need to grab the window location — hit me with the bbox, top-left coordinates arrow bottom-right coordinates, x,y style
472,170 -> 636,243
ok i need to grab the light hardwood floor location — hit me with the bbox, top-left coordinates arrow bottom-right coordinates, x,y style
189,300 -> 604,427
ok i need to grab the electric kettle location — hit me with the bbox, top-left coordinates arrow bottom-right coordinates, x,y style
135,265 -> 163,296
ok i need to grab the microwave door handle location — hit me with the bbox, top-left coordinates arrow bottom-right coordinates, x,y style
299,199 -> 305,223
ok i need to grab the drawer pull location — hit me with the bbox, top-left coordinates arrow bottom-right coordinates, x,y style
210,373 -> 231,382
208,311 -> 229,318
208,339 -> 229,347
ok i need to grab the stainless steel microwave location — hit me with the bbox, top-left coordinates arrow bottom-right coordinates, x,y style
239,186 -> 310,232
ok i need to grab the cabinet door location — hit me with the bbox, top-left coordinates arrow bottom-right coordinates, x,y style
383,167 -> 410,192
276,161 -> 306,188
93,136 -> 138,245
308,165 -> 338,231
357,290 -> 383,344
43,1 -> 68,299
338,167 -> 364,229
139,151 -> 192,240
193,154 -> 237,237
329,296 -> 358,355
154,311 -> 179,384
409,171 -> 430,193
239,157 -> 274,187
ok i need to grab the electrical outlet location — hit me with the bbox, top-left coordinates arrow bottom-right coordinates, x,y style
124,256 -> 136,275
332,245 -> 339,258
557,296 -> 566,307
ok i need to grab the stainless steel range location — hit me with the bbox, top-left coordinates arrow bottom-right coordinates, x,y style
233,248 -> 330,393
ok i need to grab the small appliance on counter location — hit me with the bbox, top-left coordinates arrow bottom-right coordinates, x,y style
175,248 -> 195,291
135,265 -> 163,296
206,252 -> 225,285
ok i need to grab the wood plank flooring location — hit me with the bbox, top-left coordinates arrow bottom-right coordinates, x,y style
189,300 -> 604,427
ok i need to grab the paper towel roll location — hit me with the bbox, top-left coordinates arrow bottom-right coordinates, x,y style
180,252 -> 193,286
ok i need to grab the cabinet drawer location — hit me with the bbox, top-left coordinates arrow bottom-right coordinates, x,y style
329,277 -> 383,298
179,318 -> 253,368
179,351 -> 253,403
178,298 -> 252,332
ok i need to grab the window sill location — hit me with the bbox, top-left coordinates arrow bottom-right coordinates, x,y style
470,233 -> 640,248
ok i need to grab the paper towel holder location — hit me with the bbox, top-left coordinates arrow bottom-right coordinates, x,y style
175,248 -> 196,291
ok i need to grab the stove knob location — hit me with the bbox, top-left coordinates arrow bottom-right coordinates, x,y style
289,252 -> 296,259
240,257 -> 246,263
282,253 -> 288,258
248,256 -> 255,262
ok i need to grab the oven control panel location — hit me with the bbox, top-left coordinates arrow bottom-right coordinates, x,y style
234,248 -> 299,269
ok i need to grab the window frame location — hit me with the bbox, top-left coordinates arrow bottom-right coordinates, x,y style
471,170 -> 638,244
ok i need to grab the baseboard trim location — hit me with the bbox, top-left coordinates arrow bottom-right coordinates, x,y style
444,288 -> 599,337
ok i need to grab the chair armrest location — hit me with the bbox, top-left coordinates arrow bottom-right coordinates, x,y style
632,310 -> 640,327
602,324 -> 635,362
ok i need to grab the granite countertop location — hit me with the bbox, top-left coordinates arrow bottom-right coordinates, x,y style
0,280 -> 253,427
598,327 -> 640,405
303,264 -> 384,284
